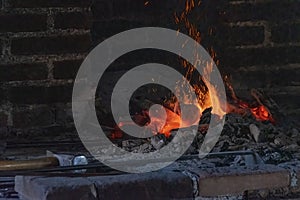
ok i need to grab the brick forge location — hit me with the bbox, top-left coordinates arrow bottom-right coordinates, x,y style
0,0 -> 299,199
0,0 -> 299,138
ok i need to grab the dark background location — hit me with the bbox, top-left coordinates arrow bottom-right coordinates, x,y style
0,0 -> 299,139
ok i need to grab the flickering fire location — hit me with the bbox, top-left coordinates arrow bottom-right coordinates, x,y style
110,0 -> 274,139
111,102 -> 201,139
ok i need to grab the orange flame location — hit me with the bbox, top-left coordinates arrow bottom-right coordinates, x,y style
111,0 -> 275,139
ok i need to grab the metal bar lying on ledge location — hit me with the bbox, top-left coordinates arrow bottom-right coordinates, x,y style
0,150 -> 263,176
188,150 -> 255,158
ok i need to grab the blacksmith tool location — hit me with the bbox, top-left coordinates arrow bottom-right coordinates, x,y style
0,151 -> 87,171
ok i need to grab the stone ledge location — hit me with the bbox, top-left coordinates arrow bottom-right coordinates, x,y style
15,171 -> 193,200
15,176 -> 97,200
15,164 -> 298,200
189,165 -> 290,197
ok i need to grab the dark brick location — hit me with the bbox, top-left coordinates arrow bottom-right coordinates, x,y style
12,106 -> 55,128
91,1 -> 113,20
111,0 -> 173,19
0,14 -> 47,33
43,124 -> 76,135
93,19 -> 146,40
215,25 -> 265,46
54,103 -> 73,125
0,39 -> 5,56
223,1 -> 300,22
8,84 -> 73,104
271,23 -> 300,43
91,0 -> 224,46
9,0 -> 92,8
92,19 -> 144,38
54,12 -> 91,29
53,59 -> 83,79
0,63 -> 48,81
0,87 -> 7,103
92,0 -> 183,21
271,94 -> 300,110
232,68 -> 300,89
111,0 -> 154,18
0,112 -> 8,127
220,46 -> 300,68
88,171 -> 193,199
11,34 -> 91,55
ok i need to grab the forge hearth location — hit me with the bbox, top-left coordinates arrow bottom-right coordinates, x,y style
0,0 -> 299,199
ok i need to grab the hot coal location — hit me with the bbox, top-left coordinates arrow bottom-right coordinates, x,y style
118,105 -> 299,166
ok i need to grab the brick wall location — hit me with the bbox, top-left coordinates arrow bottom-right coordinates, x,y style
0,0 -> 299,139
218,0 -> 300,121
0,0 -> 92,138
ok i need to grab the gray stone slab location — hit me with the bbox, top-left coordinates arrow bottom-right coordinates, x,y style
15,176 -> 97,200
15,170 -> 193,200
87,171 -> 194,200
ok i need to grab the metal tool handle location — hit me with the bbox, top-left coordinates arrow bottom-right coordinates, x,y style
0,157 -> 59,171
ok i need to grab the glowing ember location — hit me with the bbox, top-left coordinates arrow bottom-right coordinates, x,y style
110,127 -> 123,139
225,76 -> 275,123
251,105 -> 275,123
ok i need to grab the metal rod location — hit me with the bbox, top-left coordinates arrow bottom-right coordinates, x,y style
5,139 -> 124,149
0,150 -> 257,176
